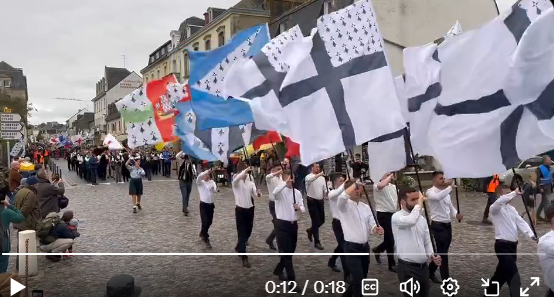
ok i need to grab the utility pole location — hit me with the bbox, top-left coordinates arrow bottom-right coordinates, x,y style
120,55 -> 127,68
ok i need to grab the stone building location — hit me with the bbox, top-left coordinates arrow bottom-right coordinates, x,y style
0,61 -> 27,101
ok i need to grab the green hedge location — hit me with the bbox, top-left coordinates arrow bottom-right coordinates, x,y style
461,178 -> 480,192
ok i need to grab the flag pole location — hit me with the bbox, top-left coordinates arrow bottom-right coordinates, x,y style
347,149 -> 379,228
405,131 -> 437,253
511,168 -> 538,238
454,179 -> 461,223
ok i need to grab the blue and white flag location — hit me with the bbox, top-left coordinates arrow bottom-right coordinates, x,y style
175,101 -> 264,164
188,24 -> 270,130
423,0 -> 553,178
225,0 -> 406,179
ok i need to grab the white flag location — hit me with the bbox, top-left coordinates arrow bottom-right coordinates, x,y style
425,0 -> 553,178
103,133 -> 123,150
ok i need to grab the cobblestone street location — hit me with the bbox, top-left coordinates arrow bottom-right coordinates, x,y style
6,160 -> 551,296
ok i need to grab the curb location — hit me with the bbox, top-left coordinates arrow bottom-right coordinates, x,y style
62,174 -> 78,187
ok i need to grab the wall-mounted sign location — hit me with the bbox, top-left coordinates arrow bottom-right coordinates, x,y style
120,79 -> 142,89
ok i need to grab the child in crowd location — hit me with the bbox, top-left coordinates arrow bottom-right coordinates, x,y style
62,212 -> 80,257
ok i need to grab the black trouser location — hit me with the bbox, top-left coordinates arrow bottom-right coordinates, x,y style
375,211 -> 396,268
163,162 -> 171,176
397,259 -> 430,297
79,163 -> 84,178
273,219 -> 298,281
484,240 -> 520,297
342,241 -> 369,297
329,218 -> 350,281
266,201 -> 277,244
307,197 -> 325,244
199,201 -> 215,241
67,159 -> 71,170
428,221 -> 452,279
547,289 -> 554,297
90,168 -> 97,184
483,193 -> 496,219
152,161 -> 158,175
235,205 -> 255,259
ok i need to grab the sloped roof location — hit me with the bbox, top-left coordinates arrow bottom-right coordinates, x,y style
105,67 -> 131,90
234,0 -> 266,9
0,61 -> 27,90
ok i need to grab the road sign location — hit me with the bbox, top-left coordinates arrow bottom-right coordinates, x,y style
1,131 -> 24,140
0,113 -> 22,122
1,122 -> 23,131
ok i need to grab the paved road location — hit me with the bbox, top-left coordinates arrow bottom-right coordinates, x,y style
6,160 -> 551,296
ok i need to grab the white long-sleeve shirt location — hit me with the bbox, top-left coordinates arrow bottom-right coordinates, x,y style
426,186 -> 457,223
196,170 -> 217,204
266,172 -> 283,202
392,205 -> 433,264
273,182 -> 305,221
490,191 -> 534,242
232,169 -> 257,208
373,183 -> 398,213
328,184 -> 345,220
305,173 -> 327,199
337,192 -> 377,244
539,230 -> 554,292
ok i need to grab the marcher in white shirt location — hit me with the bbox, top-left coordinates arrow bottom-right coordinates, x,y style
304,163 -> 328,250
337,180 -> 384,297
326,174 -> 351,282
538,206 -> 554,297
232,166 -> 261,268
392,187 -> 441,297
372,172 -> 399,273
484,184 -> 536,297
425,171 -> 463,283
265,163 -> 283,251
272,170 -> 305,282
196,168 -> 218,249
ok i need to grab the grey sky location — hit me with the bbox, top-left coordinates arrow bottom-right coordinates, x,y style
0,0 -> 239,125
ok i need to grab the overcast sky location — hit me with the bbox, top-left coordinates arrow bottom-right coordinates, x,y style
1,0 -> 514,125
0,0 -> 239,125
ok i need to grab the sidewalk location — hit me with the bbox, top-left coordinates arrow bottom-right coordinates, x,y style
51,158 -> 78,186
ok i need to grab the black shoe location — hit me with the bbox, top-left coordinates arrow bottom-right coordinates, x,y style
182,207 -> 185,213
92,183 -> 99,185
133,207 -> 137,214
388,265 -> 397,273
184,211 -> 189,216
266,240 -> 276,251
314,243 -> 324,250
430,274 -> 441,284
306,229 -> 313,242
274,272 -> 287,281
372,247 -> 382,264
205,240 -> 212,250
328,263 -> 341,273
137,203 -> 142,210
242,258 -> 251,268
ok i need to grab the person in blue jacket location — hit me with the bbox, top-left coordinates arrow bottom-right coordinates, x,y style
89,153 -> 99,185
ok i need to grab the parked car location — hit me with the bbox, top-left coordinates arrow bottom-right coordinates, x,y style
498,156 -> 543,188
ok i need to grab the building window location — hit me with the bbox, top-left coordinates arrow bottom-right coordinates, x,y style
155,52 -> 160,59
205,39 -> 211,51
150,56 -> 154,63
112,123 -> 115,132
161,48 -> 165,55
183,52 -> 190,77
218,31 -> 225,47
151,74 -> 154,80
163,65 -> 167,76
145,77 -> 149,83
323,0 -> 333,15
172,60 -> 177,73
157,70 -> 160,79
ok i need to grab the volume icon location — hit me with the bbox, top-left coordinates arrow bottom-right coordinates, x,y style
399,278 -> 420,297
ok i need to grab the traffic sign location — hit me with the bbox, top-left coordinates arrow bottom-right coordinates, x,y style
0,113 -> 21,122
1,131 -> 24,140
10,141 -> 23,156
1,122 -> 23,131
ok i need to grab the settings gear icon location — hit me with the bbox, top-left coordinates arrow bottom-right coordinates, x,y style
440,277 -> 460,296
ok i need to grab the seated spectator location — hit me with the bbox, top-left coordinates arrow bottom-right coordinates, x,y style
104,274 -> 142,297
62,211 -> 79,257
38,212 -> 75,262
0,273 -> 23,297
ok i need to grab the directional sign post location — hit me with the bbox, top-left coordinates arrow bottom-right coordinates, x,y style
1,112 -> 26,166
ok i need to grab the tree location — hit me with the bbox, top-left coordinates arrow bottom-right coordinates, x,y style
0,90 -> 34,124
36,132 -> 44,142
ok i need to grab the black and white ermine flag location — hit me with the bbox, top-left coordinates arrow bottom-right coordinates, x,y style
226,0 -> 407,180
424,0 -> 553,178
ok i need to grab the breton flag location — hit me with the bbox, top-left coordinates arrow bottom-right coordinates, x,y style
225,0 -> 406,179
175,96 -> 265,164
103,133 -> 123,150
187,24 -> 270,130
401,21 -> 463,157
425,0 -> 553,178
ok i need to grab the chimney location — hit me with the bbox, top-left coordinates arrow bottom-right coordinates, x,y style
204,12 -> 210,25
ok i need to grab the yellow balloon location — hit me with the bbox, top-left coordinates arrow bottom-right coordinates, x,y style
155,142 -> 165,151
